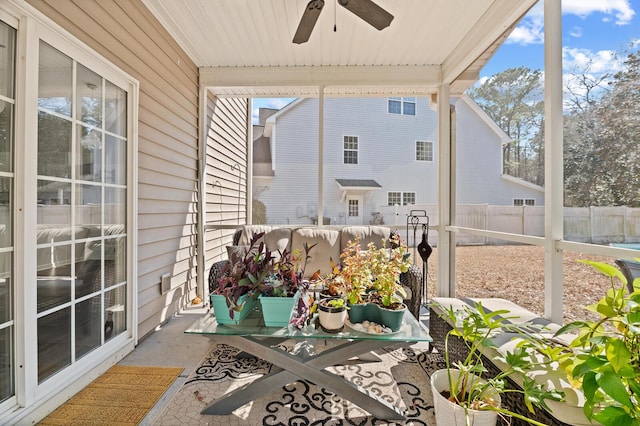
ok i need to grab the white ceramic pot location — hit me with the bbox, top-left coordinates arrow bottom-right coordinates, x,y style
431,369 -> 501,426
318,300 -> 347,332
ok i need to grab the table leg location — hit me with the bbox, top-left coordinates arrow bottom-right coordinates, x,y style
201,336 -> 405,420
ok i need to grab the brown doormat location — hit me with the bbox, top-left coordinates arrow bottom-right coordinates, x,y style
39,365 -> 183,425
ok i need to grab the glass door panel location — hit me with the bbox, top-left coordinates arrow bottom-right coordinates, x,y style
0,19 -> 15,403
36,39 -> 128,383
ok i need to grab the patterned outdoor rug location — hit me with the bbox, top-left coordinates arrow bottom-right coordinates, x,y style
154,341 -> 443,425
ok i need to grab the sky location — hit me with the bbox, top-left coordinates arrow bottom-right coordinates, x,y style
252,0 -> 639,123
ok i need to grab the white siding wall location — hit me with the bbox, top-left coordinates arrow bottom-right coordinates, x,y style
28,0 -> 201,338
204,95 -> 249,274
453,97 -> 544,206
257,97 -> 543,226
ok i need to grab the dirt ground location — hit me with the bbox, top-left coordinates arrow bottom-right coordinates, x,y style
413,245 -> 618,324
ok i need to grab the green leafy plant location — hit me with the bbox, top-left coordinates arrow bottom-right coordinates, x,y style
261,243 -> 318,297
322,297 -> 348,309
367,234 -> 411,309
214,232 -> 272,318
338,238 -> 374,304
552,259 -> 640,426
333,235 -> 411,309
439,301 -> 564,425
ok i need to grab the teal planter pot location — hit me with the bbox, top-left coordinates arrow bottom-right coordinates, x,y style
347,302 -> 406,332
210,294 -> 257,325
347,303 -> 367,323
259,293 -> 300,327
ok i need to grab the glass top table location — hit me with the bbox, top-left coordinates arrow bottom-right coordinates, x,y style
185,307 -> 431,420
185,304 -> 432,342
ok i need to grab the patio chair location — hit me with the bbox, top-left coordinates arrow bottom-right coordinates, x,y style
615,258 -> 640,294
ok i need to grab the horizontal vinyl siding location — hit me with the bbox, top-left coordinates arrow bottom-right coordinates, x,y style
28,0 -> 200,338
258,97 -> 543,226
204,94 -> 249,285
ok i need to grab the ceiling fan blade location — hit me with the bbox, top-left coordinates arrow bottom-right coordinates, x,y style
338,0 -> 393,30
293,0 -> 325,44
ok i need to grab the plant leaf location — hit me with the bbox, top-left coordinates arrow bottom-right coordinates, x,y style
596,372 -> 633,409
592,406 -> 633,426
606,338 -> 631,373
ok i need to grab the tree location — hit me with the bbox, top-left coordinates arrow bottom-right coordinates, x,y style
468,67 -> 544,184
563,47 -> 640,207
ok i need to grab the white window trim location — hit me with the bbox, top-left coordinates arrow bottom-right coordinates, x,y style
3,1 -> 139,417
402,97 -> 416,115
415,140 -> 434,162
513,198 -> 536,206
387,191 -> 416,206
387,191 -> 401,206
343,135 -> 358,165
403,191 -> 416,205
388,97 -> 416,115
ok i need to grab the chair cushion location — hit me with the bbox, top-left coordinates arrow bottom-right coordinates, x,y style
340,226 -> 390,252
238,225 -> 273,246
264,227 -> 292,261
291,227 -> 340,277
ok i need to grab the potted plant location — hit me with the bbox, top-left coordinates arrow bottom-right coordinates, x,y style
329,235 -> 412,331
367,235 -> 411,306
258,243 -> 318,327
433,301 -> 564,425
210,232 -> 272,324
551,259 -> 640,426
339,238 -> 374,306
317,258 -> 348,300
318,297 -> 348,333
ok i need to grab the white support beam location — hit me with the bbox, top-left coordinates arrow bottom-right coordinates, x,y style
196,84 -> 207,302
544,0 -> 564,324
317,87 -> 324,227
436,84 -> 454,297
246,98 -> 253,224
200,65 -> 441,90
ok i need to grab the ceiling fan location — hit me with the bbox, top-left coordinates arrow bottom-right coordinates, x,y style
293,0 -> 394,44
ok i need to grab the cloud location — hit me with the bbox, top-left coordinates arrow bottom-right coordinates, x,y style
507,0 -> 635,45
568,26 -> 583,38
563,47 -> 623,74
563,0 -> 635,25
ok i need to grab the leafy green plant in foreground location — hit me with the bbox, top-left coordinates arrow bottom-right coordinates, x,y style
553,259 -> 640,426
440,302 -> 564,425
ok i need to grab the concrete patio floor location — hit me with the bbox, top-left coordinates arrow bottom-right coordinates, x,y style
117,303 -> 212,425
117,303 -> 432,425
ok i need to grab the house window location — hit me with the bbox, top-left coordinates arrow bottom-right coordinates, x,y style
388,97 -> 416,115
388,192 -> 401,206
36,40 -> 130,383
348,199 -> 359,217
513,198 -> 535,206
416,141 -> 434,161
403,192 -> 416,205
388,192 -> 415,206
343,135 -> 358,164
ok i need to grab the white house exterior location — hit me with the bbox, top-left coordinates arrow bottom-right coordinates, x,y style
253,96 -> 544,226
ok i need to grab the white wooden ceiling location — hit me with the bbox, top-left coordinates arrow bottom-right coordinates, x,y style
143,0 -> 536,97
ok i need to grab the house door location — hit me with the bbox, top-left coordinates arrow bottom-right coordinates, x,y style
346,195 -> 363,225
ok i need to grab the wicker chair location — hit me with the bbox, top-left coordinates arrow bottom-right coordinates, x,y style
615,258 -> 640,294
429,303 -> 572,426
